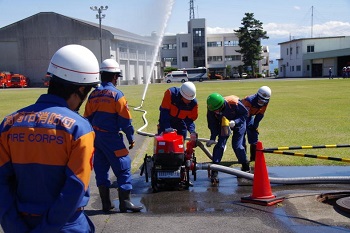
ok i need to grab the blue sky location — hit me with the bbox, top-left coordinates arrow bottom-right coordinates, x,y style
1,0 -> 349,67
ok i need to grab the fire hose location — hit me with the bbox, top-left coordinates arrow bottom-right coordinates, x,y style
134,103 -> 350,185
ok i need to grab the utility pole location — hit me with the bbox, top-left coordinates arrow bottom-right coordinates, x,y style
311,6 -> 313,38
90,6 -> 108,62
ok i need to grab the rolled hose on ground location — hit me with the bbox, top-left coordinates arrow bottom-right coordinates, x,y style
196,163 -> 350,184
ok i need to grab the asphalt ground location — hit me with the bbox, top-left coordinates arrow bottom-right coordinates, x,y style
84,134 -> 350,233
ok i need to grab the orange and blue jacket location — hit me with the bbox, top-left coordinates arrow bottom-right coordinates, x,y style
241,93 -> 268,128
158,87 -> 198,134
207,95 -> 248,140
84,82 -> 134,145
0,94 -> 95,232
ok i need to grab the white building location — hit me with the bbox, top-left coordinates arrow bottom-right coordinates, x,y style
161,18 -> 269,78
278,36 -> 350,78
0,12 -> 161,86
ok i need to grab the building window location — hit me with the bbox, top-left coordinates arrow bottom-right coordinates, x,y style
307,45 -> 314,53
207,41 -> 222,47
307,65 -> 310,71
120,47 -> 127,53
296,46 -> 299,54
163,44 -> 177,50
296,65 -> 301,71
164,57 -> 177,65
290,48 -> 293,55
286,48 -> 288,55
207,56 -> 223,62
224,40 -> 239,46
192,28 -> 205,67
225,55 -> 241,61
182,56 -> 188,62
182,42 -> 188,48
194,29 -> 202,37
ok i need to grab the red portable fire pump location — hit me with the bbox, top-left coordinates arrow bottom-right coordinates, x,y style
141,129 -> 197,192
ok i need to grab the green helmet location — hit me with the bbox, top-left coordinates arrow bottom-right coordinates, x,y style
207,93 -> 225,111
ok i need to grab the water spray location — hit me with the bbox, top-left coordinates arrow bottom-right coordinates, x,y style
134,0 -> 174,137
138,0 -> 174,108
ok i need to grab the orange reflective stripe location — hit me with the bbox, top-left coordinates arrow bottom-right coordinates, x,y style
114,148 -> 129,157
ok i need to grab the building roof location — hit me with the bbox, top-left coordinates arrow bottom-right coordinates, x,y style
0,12 -> 157,46
278,36 -> 347,45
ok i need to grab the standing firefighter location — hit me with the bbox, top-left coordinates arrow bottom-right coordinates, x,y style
84,59 -> 143,213
241,86 -> 271,162
158,82 -> 198,140
206,93 -> 249,184
0,44 -> 99,232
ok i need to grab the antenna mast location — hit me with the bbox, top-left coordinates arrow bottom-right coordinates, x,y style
189,0 -> 195,20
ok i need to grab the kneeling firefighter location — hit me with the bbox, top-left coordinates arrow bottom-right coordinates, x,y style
84,59 -> 143,213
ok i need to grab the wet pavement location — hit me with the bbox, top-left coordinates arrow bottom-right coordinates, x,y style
86,165 -> 350,233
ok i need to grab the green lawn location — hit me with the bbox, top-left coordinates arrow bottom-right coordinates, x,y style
1,78 -> 350,167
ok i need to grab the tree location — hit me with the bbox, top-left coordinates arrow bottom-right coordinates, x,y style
234,13 -> 268,77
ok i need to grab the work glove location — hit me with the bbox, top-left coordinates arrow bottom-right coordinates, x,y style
165,128 -> 175,133
129,140 -> 135,150
190,132 -> 197,141
206,140 -> 215,147
229,120 -> 236,129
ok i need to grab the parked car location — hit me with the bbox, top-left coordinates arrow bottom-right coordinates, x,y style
231,73 -> 240,78
241,73 -> 248,78
208,72 -> 224,80
164,71 -> 188,83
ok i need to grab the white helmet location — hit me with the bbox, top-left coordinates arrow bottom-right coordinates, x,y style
47,44 -> 100,85
100,59 -> 122,76
180,82 -> 196,100
257,86 -> 271,100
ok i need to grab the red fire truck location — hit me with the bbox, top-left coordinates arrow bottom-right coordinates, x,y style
0,72 -> 12,88
9,74 -> 28,88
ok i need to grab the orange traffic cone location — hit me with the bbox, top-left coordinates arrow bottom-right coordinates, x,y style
241,141 -> 284,206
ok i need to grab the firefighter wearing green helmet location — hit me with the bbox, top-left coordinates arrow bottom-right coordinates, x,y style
206,93 -> 249,184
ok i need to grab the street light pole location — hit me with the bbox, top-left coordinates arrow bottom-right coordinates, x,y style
90,6 -> 108,62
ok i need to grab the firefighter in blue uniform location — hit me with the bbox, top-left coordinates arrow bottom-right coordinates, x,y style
0,44 -> 99,232
84,59 -> 143,213
158,82 -> 198,140
241,86 -> 271,162
206,93 -> 249,183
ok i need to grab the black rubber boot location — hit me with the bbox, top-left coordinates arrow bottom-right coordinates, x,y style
241,162 -> 250,173
118,189 -> 143,213
250,144 -> 257,162
98,186 -> 115,212
210,170 -> 219,185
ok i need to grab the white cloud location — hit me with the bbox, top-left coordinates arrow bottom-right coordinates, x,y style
294,6 -> 301,10
265,21 -> 350,39
207,27 -> 235,34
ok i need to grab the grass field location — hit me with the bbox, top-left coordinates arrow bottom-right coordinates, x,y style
1,78 -> 350,167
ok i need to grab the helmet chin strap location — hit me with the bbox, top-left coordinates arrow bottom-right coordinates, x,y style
74,89 -> 87,112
